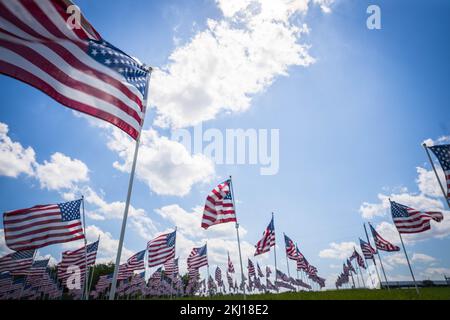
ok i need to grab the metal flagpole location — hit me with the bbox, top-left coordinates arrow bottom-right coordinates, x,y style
364,223 -> 383,289
272,212 -> 278,272
229,176 -> 246,300
375,250 -> 390,291
109,67 -> 152,300
423,143 -> 450,208
399,232 -> 420,295
81,196 -> 89,300
283,233 -> 291,277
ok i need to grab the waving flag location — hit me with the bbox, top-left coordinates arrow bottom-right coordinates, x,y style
28,258 -> 49,276
201,180 -> 236,229
3,199 -> 85,251
257,263 -> 264,277
247,258 -> 256,277
57,240 -> 99,280
368,223 -> 400,252
226,272 -> 233,289
429,144 -> 450,198
126,250 -> 145,272
276,269 -> 289,282
0,249 -> 35,275
351,250 -> 366,269
254,217 -> 275,256
390,200 -> 443,234
215,267 -> 222,285
266,265 -> 272,278
284,234 -> 297,260
147,230 -> 176,267
187,244 -> 208,269
227,252 -> 235,273
0,0 -> 151,140
359,238 -> 376,259
164,258 -> 179,276
346,259 -> 355,273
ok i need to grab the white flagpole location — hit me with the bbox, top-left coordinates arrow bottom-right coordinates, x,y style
398,231 -> 420,295
423,143 -> 450,208
364,223 -> 384,289
109,67 -> 152,300
81,196 -> 89,300
229,176 -> 246,300
283,233 -> 291,278
272,212 -> 278,272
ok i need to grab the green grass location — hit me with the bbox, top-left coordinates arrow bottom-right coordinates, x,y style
178,288 -> 450,300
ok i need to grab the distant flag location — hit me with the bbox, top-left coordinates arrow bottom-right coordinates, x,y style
368,223 -> 400,252
428,144 -> 450,199
247,259 -> 256,277
117,263 -> 132,280
390,200 -> 443,234
226,272 -> 233,289
254,217 -> 275,256
351,250 -> 366,269
257,263 -> 264,277
0,0 -> 151,140
187,244 -> 208,270
164,258 -> 179,276
126,250 -> 146,272
147,230 -> 176,267
227,252 -> 235,273
284,234 -> 297,260
346,259 -> 355,273
0,249 -> 35,275
265,265 -> 272,278
3,200 -> 85,251
275,269 -> 289,282
359,238 -> 376,259
201,180 -> 236,229
28,258 -> 49,276
215,267 -> 222,285
58,240 -> 99,281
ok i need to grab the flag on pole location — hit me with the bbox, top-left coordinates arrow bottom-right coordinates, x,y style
0,249 -> 35,275
57,240 -> 99,281
3,200 -> 85,251
266,265 -> 272,278
201,180 -> 236,229
369,223 -> 400,251
164,258 -> 179,276
284,234 -> 297,260
254,217 -> 275,256
350,250 -> 366,269
257,263 -> 264,277
187,244 -> 208,269
147,230 -> 176,267
125,250 -> 146,272
227,252 -> 235,273
346,259 -> 355,273
0,0 -> 151,140
215,266 -> 222,285
28,258 -> 49,276
390,200 -> 444,234
359,238 -> 376,259
429,144 -> 450,198
247,258 -> 255,277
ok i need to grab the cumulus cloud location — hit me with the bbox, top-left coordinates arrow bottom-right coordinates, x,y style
416,166 -> 446,198
411,253 -> 436,264
421,267 -> 450,280
422,135 -> 450,147
319,241 -> 356,260
0,122 -> 36,178
313,0 -> 335,13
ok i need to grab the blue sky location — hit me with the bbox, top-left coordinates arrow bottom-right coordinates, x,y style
1,0 -> 449,288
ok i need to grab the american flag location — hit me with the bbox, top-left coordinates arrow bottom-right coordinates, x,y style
390,200 -> 444,234
28,258 -> 49,276
284,234 -> 297,260
215,266 -> 222,285
147,230 -> 176,267
164,258 -> 179,276
57,240 -> 99,281
201,180 -> 236,229
0,249 -> 35,275
429,144 -> 450,198
227,252 -> 235,273
226,272 -> 233,289
369,223 -> 400,251
126,250 -> 146,272
266,265 -> 272,278
359,238 -> 376,259
117,263 -> 132,280
257,263 -> 264,277
0,0 -> 150,140
350,249 -> 366,269
3,199 -> 85,251
247,258 -> 255,277
187,244 -> 208,270
346,259 -> 355,273
254,217 -> 275,256
275,269 -> 289,282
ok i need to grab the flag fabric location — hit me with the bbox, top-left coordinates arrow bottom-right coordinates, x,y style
346,259 -> 355,273
429,144 -> 450,198
3,199 -> 85,251
215,266 -> 222,285
0,0 -> 150,140
254,217 -> 275,256
57,240 -> 99,281
201,180 -> 236,229
28,258 -> 49,276
126,250 -> 146,272
247,258 -> 255,277
117,263 -> 132,280
147,230 -> 176,267
0,249 -> 35,275
284,234 -> 297,260
266,265 -> 272,278
390,200 -> 444,234
187,244 -> 208,270
257,263 -> 264,277
351,250 -> 366,269
359,238 -> 376,259
164,258 -> 179,276
227,252 -> 235,273
369,223 -> 400,251
275,269 -> 289,282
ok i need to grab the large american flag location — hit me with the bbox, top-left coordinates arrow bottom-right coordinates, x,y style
284,234 -> 297,260
126,249 -> 146,272
0,249 -> 35,275
0,0 -> 150,140
3,199 -> 85,251
369,223 -> 400,251
147,230 -> 176,267
254,217 -> 275,256
429,144 -> 450,199
227,252 -> 235,273
390,200 -> 444,234
201,180 -> 236,229
359,238 -> 376,259
187,244 -> 208,270
57,239 -> 99,281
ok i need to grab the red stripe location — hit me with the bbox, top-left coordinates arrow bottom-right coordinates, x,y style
10,234 -> 85,251
3,211 -> 60,225
5,204 -> 58,216
0,60 -> 139,139
6,221 -> 83,240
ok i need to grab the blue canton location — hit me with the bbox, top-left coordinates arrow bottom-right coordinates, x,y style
198,244 -> 207,256
390,201 -> 409,218
88,40 -> 149,96
32,259 -> 49,268
87,240 -> 99,253
135,250 -> 146,261
58,199 -> 82,221
430,144 -> 450,171
166,231 -> 176,247
11,249 -> 35,260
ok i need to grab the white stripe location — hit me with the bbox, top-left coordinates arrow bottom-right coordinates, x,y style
6,225 -> 83,245
4,206 -> 59,221
0,47 -> 142,132
5,219 -> 80,237
397,223 -> 430,233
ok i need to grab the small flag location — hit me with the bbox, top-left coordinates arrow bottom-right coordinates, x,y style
187,244 -> 208,270
429,144 -> 450,198
369,223 -> 400,251
390,200 -> 443,234
227,252 -> 235,273
265,265 -> 272,278
257,263 -> 264,277
57,240 -> 99,281
0,249 -> 35,275
284,234 -> 297,260
201,180 -> 236,229
247,258 -> 256,277
359,238 -> 376,259
254,217 -> 275,256
147,230 -> 176,267
126,250 -> 146,272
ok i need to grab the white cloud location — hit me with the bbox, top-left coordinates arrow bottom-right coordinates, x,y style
0,229 -> 12,256
421,267 -> 450,280
35,252 -> 58,267
422,135 -> 450,147
150,0 -> 315,129
107,128 -> 215,196
416,166 -> 447,198
411,253 -> 436,264
313,0 -> 335,13
0,122 -> 36,178
319,241 -> 356,260
35,152 -> 89,191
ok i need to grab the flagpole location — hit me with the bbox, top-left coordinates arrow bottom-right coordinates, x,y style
272,212 -> 278,272
229,175 -> 246,300
81,195 -> 89,300
109,67 -> 152,300
283,233 -> 291,277
423,143 -> 450,208
363,223 -> 383,289
398,232 -> 420,295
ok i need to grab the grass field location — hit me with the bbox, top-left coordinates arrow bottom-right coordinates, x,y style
181,288 -> 450,300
